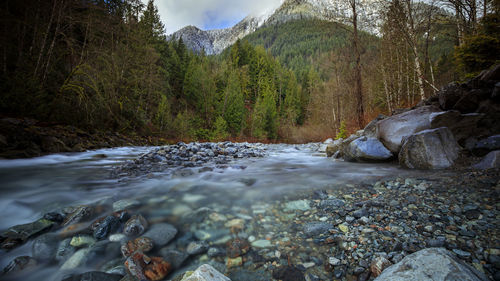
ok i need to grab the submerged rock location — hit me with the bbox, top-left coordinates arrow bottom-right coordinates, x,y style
121,237 -> 154,257
124,215 -> 148,237
32,233 -> 59,262
272,266 -> 305,281
2,256 -> 38,275
93,215 -> 120,240
399,127 -> 459,169
143,223 -> 177,246
1,219 -> 55,249
62,271 -> 122,281
63,205 -> 92,226
181,264 -> 231,281
473,150 -> 500,169
125,251 -> 171,281
374,248 -> 489,281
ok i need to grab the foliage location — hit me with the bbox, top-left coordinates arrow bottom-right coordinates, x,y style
335,121 -> 347,140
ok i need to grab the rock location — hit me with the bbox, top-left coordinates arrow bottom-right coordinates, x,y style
453,249 -> 472,259
32,233 -> 59,262
125,251 -> 172,281
251,240 -> 272,248
272,266 -> 305,281
399,127 -> 459,169
56,238 -> 76,263
2,256 -> 38,275
123,215 -> 148,237
62,271 -> 122,281
187,241 -> 209,255
471,135 -> 500,156
363,114 -> 387,138
303,222 -> 334,237
226,256 -> 243,268
1,218 -> 55,249
181,264 -> 231,281
429,111 -> 485,144
226,238 -> 250,258
438,82 -> 468,110
70,235 -> 96,247
121,237 -> 154,257
143,223 -> 177,246
61,248 -> 92,270
377,106 -> 440,153
328,257 -> 341,266
473,150 -> 500,169
284,200 -> 311,212
159,248 -> 189,269
338,224 -> 349,234
326,139 -> 342,157
373,248 -> 489,281
319,199 -> 345,209
93,215 -> 120,240
479,64 -> 500,81
343,137 -> 393,162
113,199 -> 140,212
63,205 -> 92,226
370,256 -> 392,278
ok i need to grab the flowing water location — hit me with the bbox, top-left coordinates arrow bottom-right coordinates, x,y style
0,143 -> 425,280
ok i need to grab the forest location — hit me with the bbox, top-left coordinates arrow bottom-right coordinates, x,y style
0,0 -> 499,143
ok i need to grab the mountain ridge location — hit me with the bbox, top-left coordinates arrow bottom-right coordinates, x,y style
168,0 -> 380,55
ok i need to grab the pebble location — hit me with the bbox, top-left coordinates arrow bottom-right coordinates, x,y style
251,239 -> 272,248
284,200 -> 311,212
187,241 -> 209,255
124,215 -> 148,236
70,235 -> 96,247
143,223 -> 177,246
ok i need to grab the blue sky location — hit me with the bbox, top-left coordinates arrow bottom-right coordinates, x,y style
150,0 -> 282,34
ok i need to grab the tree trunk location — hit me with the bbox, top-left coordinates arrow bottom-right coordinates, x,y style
350,0 -> 364,128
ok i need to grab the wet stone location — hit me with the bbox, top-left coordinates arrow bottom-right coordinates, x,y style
93,215 -> 120,240
187,240 -> 209,255
32,233 -> 59,262
2,256 -> 38,275
121,237 -> 154,257
226,238 -> 250,258
272,266 -> 306,281
452,249 -> 472,259
124,215 -> 148,237
62,271 -> 122,281
159,248 -> 189,269
284,200 -> 311,212
303,222 -> 334,237
56,238 -> 76,263
70,235 -> 96,247
370,256 -> 392,278
63,206 -> 92,226
1,219 -> 55,249
319,199 -> 345,209
143,223 -> 177,246
113,199 -> 140,212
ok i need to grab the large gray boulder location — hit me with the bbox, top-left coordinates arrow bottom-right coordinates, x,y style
377,106 -> 440,153
473,150 -> 500,169
374,248 -> 489,281
399,127 -> 459,169
344,137 -> 393,162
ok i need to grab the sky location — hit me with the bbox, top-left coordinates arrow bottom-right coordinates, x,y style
150,0 -> 283,34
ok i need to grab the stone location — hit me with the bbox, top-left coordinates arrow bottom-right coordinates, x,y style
62,271 -> 122,281
339,224 -> 349,234
328,257 -> 341,266
187,241 -> 209,255
471,135 -> 500,156
159,248 -> 189,269
2,256 -> 38,275
363,114 -> 387,138
70,235 -> 96,247
1,218 -> 55,249
373,248 -> 489,281
181,264 -> 231,281
438,82 -> 468,110
32,233 -> 59,262
377,106 -> 440,153
319,199 -> 345,209
226,238 -> 250,258
123,215 -> 148,237
399,127 -> 459,169
343,137 -> 393,162
326,139 -> 343,157
473,150 -> 500,169
370,256 -> 392,278
56,238 -> 76,263
93,215 -> 120,240
61,248 -> 92,270
303,222 -> 334,237
63,205 -> 92,226
226,256 -> 243,268
143,223 -> 177,246
125,251 -> 171,281
272,266 -> 305,281
113,199 -> 140,212
144,257 -> 172,281
429,111 -> 485,144
284,200 -> 311,212
121,237 -> 154,257
251,239 -> 272,248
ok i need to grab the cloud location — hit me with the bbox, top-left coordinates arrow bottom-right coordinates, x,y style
150,0 -> 283,34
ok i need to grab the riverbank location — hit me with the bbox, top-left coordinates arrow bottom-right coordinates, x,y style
0,117 -> 169,159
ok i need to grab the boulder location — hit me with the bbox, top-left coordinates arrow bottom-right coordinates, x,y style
374,248 -> 489,281
343,137 -> 393,162
181,264 -> 231,281
325,139 -> 342,157
473,150 -> 500,169
338,134 -> 360,158
429,111 -> 485,144
362,114 -> 387,138
377,106 -> 440,153
438,82 -> 468,110
479,63 -> 500,82
470,135 -> 500,156
399,127 -> 459,169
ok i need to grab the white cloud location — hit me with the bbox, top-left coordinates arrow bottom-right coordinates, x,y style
151,0 -> 283,34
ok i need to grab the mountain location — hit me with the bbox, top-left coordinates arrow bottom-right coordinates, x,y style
168,0 -> 381,55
